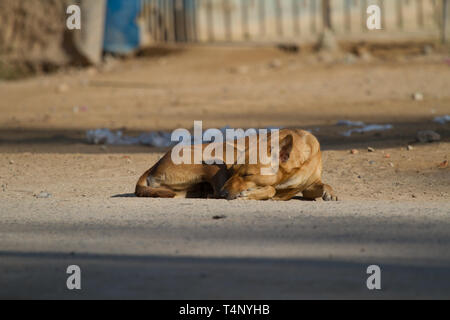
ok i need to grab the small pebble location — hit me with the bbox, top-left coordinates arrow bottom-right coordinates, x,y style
368,147 -> 375,152
384,153 -> 391,158
389,162 -> 394,167
350,149 -> 359,154
57,83 -> 69,93
369,160 -> 376,165
277,43 -> 300,53
439,160 -> 448,169
423,45 -> 433,55
416,130 -> 441,143
344,53 -> 358,65
35,192 -> 51,199
407,145 -> 414,151
269,59 -> 282,68
9,160 -> 14,164
228,66 -> 249,74
412,92 -> 424,101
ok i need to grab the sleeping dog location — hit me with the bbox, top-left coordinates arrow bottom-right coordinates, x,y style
135,129 -> 337,201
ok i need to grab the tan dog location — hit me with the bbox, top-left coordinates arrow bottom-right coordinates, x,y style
135,129 -> 337,201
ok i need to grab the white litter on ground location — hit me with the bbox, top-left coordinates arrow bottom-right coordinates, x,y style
412,92 -> 424,101
86,129 -> 132,145
86,129 -> 173,147
339,123 -> 393,137
336,120 -> 393,137
86,126 -> 283,147
336,120 -> 366,127
434,115 -> 450,124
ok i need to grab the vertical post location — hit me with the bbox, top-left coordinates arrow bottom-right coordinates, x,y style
148,0 -> 153,40
206,0 -> 214,41
275,0 -> 283,36
361,0 -> 367,32
150,0 -> 156,42
310,0 -> 317,33
168,0 -> 174,41
172,0 -> 178,41
259,0 -> 266,37
187,0 -> 196,42
191,0 -> 198,42
168,0 -> 174,42
322,0 -> 332,30
223,0 -> 232,41
379,0 -> 386,30
160,0 -> 166,42
157,0 -> 162,42
180,0 -> 186,42
140,0 -> 148,43
75,0 -> 106,65
417,0 -> 424,28
344,0 -> 351,32
163,0 -> 170,42
154,0 -> 161,42
174,0 -> 185,42
242,0 -> 249,39
443,0 -> 449,43
396,0 -> 403,30
184,0 -> 191,42
292,0 -> 300,35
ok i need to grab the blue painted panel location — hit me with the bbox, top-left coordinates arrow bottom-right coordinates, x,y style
103,0 -> 141,54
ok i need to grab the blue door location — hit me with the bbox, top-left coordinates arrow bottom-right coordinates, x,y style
103,0 -> 141,54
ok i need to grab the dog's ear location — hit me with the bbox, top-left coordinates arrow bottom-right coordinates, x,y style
279,134 -> 293,163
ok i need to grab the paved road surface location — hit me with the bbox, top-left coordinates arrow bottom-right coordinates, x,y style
1,199 -> 449,299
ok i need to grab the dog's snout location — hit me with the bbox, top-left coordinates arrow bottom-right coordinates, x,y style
219,189 -> 229,199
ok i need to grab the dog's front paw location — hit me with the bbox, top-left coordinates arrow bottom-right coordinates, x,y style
322,192 -> 338,201
235,189 -> 253,200
322,185 -> 338,201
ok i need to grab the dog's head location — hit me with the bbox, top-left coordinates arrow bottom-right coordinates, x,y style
220,133 -> 294,200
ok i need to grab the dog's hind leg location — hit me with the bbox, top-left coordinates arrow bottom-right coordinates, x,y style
135,168 -> 177,198
135,185 -> 176,198
302,181 -> 338,201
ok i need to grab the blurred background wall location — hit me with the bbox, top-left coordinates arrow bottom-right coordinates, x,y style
0,0 -> 449,79
143,0 -> 448,43
0,0 -> 72,78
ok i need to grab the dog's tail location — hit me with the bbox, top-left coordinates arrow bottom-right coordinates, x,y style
135,169 -> 176,198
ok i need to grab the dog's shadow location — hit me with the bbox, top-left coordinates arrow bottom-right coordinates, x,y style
291,196 -> 316,201
111,193 -> 137,198
111,193 -> 316,201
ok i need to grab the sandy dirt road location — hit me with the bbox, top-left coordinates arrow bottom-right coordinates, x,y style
0,45 -> 449,299
0,146 -> 449,299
